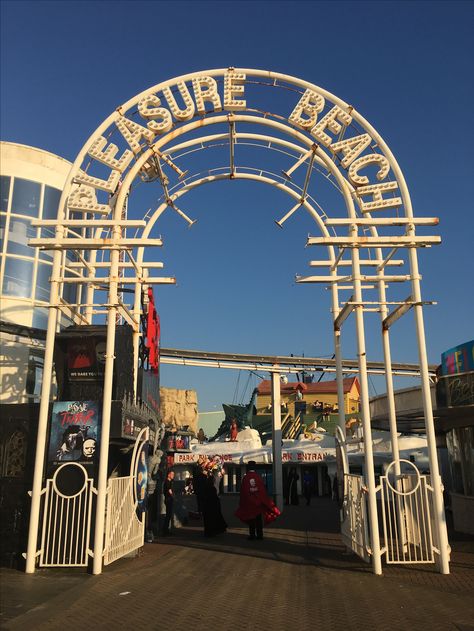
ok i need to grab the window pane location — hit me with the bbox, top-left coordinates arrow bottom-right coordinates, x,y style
35,262 -> 52,301
39,224 -> 55,260
32,308 -> 49,330
11,178 -> 41,217
6,216 -> 36,256
2,257 -> 33,297
43,186 -> 61,219
0,213 -> 7,250
0,176 -> 11,211
63,270 -> 78,304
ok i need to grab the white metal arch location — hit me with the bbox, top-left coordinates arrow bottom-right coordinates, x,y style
27,68 -> 448,577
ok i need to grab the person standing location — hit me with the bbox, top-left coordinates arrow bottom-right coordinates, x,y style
303,470 -> 313,506
235,461 -> 280,540
201,468 -> 227,537
287,467 -> 299,505
230,419 -> 238,441
162,469 -> 175,536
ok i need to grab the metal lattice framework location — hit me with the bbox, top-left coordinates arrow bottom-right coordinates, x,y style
26,68 -> 449,576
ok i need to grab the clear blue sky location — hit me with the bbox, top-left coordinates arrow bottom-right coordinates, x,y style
1,1 -> 473,425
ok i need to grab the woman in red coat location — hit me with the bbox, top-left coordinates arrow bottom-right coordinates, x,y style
235,461 -> 280,540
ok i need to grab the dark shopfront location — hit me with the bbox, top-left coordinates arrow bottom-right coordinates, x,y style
0,403 -> 39,568
222,462 -> 331,498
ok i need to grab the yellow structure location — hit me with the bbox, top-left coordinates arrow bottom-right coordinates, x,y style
256,377 -> 360,418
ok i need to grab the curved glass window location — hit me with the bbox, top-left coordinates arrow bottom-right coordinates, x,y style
0,213 -> 7,250
2,257 -> 33,298
6,216 -> 36,257
43,186 -> 61,220
35,262 -> 52,302
0,176 -> 11,211
11,178 -> 40,217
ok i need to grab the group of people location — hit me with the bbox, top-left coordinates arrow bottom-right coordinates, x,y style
284,467 -> 339,506
161,458 -> 280,541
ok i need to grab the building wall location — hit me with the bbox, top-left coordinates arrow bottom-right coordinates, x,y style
256,381 -> 360,418
0,142 -> 71,403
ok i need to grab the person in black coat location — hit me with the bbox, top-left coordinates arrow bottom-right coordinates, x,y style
288,467 -> 299,505
201,471 -> 227,537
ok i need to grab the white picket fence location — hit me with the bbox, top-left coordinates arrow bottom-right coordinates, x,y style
103,475 -> 146,565
103,426 -> 148,566
341,460 -> 439,567
380,467 -> 436,564
341,473 -> 371,562
36,427 -> 148,569
38,463 -> 95,567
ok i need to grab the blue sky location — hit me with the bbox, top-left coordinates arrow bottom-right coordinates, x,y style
1,1 -> 473,429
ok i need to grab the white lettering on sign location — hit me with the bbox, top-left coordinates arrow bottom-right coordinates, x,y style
73,71 -> 402,217
288,89 -> 325,129
356,181 -> 403,212
163,82 -> 195,121
116,116 -> 155,154
310,105 -> 352,147
68,185 -> 110,215
348,154 -> 390,186
329,133 -> 371,168
224,72 -> 246,110
75,167 -> 122,195
88,136 -> 134,173
192,76 -> 222,114
138,95 -> 173,134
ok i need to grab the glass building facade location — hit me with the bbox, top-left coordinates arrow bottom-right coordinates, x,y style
0,143 -> 73,329
0,142 -> 72,402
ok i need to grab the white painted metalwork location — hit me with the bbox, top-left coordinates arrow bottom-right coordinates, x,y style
271,371 -> 283,511
103,427 -> 148,566
341,474 -> 371,563
25,67 -> 449,576
380,460 -> 438,564
38,463 -> 95,567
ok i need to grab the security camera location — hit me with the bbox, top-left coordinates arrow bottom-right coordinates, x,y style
280,375 -> 288,384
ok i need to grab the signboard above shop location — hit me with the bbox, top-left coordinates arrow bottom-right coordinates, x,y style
173,449 -> 333,465
438,340 -> 474,408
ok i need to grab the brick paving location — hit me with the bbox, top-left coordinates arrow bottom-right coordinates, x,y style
1,497 -> 473,630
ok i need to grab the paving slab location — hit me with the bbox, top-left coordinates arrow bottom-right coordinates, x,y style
1,497 -> 473,630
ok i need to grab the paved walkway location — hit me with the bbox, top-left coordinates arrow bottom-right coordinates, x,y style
1,497 -> 473,630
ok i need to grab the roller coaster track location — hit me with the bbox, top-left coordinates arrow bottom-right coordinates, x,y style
160,347 -> 437,378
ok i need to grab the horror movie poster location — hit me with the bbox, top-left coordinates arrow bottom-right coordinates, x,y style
66,338 -> 106,381
47,401 -> 101,472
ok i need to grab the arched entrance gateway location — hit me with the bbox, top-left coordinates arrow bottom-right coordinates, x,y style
26,68 -> 449,576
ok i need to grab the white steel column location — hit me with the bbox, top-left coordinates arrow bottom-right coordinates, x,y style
377,267 -> 401,474
271,370 -> 283,512
331,277 -> 346,437
132,278 -> 143,399
25,231 -> 63,573
92,224 -> 120,575
407,235 -> 450,574
351,227 -> 382,575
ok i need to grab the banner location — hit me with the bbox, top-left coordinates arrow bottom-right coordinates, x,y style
47,401 -> 101,470
66,338 -> 106,381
